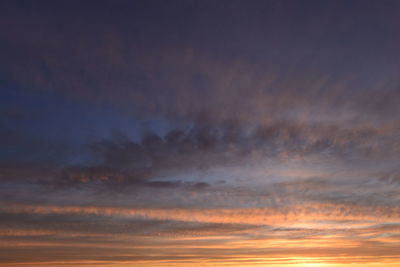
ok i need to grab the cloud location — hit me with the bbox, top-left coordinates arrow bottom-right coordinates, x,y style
1,1 -> 400,266
1,117 -> 397,190
1,0 -> 400,124
1,202 -> 399,226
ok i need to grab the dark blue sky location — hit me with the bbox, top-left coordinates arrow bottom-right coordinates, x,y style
1,0 -> 399,163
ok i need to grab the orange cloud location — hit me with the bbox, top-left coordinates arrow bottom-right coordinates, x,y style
1,202 -> 399,226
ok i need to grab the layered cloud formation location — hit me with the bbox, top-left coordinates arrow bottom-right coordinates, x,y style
1,0 -> 400,266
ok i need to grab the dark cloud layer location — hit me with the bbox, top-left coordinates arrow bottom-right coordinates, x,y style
1,0 -> 400,122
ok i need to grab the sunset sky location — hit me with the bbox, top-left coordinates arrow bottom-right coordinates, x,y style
1,0 -> 400,266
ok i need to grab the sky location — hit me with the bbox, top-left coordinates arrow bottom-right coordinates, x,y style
0,0 -> 400,266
